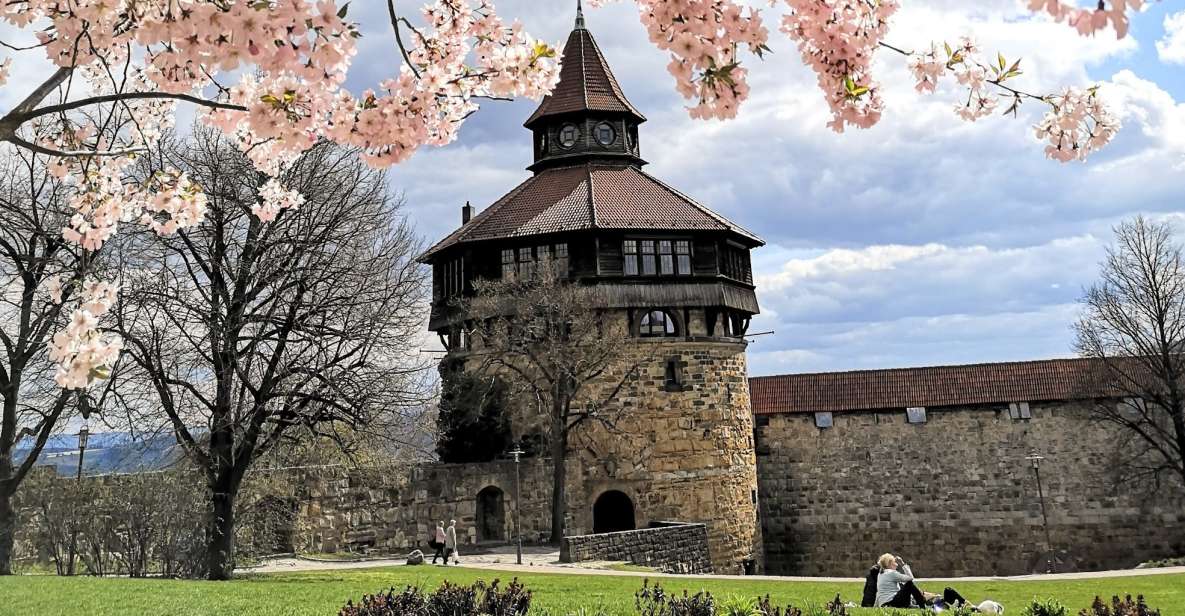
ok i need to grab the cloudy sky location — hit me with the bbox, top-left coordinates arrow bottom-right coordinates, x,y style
353,0 -> 1185,376
3,1 -> 1183,378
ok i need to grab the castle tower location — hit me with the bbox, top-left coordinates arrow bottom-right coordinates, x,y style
420,9 -> 764,573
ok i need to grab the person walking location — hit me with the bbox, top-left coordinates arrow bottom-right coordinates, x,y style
430,521 -> 447,565
445,519 -> 459,565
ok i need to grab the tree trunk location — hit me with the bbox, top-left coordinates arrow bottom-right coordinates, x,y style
205,483 -> 236,581
548,416 -> 569,544
1172,406 -> 1185,490
0,488 -> 14,576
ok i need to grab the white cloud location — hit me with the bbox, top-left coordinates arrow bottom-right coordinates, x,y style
1156,10 -> 1185,64
747,236 -> 1105,373
1097,69 -> 1185,168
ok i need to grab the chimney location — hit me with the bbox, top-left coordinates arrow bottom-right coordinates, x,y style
462,201 -> 474,224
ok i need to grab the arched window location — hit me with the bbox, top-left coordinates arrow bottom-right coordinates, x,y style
638,310 -> 677,337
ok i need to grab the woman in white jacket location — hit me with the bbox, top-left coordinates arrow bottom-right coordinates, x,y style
875,553 -> 928,608
445,519 -> 459,565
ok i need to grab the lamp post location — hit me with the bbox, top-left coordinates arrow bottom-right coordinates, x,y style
76,425 -> 90,481
1025,452 -> 1054,573
509,445 -> 525,565
66,422 -> 89,575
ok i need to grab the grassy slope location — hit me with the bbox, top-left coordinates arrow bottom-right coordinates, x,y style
1,566 -> 1182,615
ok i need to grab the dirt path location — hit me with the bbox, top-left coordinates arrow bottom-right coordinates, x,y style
243,546 -> 1185,583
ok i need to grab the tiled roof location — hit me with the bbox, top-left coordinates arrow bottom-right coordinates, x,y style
419,163 -> 762,261
524,24 -> 645,127
749,357 -> 1111,415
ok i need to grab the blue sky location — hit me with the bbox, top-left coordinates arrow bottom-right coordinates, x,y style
2,1 -> 1182,378
352,1 -> 1185,376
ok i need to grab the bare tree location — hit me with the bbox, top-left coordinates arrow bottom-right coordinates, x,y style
463,267 -> 644,542
0,146 -> 82,575
1075,216 -> 1185,489
115,128 -> 429,579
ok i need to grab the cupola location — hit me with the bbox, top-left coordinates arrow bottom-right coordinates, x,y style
523,3 -> 647,173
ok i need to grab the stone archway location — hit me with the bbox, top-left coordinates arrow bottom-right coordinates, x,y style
476,485 -> 506,543
593,490 -> 636,534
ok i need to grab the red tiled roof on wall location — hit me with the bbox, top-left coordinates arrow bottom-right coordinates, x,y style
749,357 -> 1109,415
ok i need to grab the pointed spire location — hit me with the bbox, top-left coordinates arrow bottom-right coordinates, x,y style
523,17 -> 645,128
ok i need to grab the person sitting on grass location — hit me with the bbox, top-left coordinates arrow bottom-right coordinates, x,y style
876,553 -> 929,608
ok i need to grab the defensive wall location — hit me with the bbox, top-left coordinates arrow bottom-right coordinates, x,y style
750,360 -> 1185,576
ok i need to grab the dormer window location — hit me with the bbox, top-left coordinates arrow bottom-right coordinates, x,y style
595,122 -> 616,146
559,124 -> 579,148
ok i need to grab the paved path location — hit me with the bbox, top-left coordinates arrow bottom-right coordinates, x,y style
244,546 -> 1185,583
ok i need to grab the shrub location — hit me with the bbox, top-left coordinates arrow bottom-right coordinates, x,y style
718,595 -> 761,616
479,579 -> 532,616
338,579 -> 531,616
824,594 -> 847,616
339,587 -> 428,616
635,580 -> 714,616
1078,595 -> 1162,616
754,595 -> 802,616
1024,598 -> 1069,616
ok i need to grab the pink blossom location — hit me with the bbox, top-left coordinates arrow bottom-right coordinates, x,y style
1033,87 -> 1119,162
1028,0 -> 1143,38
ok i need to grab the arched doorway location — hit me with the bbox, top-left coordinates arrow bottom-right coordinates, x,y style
475,486 -> 506,543
593,490 -> 636,534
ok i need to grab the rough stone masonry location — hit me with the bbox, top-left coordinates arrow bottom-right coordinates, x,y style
754,399 -> 1185,576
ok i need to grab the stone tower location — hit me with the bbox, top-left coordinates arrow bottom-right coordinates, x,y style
419,8 -> 764,573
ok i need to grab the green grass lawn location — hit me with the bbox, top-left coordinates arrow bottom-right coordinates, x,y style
1,566 -> 1182,615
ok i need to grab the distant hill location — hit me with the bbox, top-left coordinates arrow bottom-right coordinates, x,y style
15,431 -> 184,476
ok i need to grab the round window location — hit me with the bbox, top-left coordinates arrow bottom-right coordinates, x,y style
559,124 -> 579,148
595,122 -> 616,146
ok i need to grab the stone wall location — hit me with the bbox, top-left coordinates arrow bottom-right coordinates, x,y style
560,522 -> 713,574
560,336 -> 762,574
289,460 -> 553,554
755,401 -> 1185,577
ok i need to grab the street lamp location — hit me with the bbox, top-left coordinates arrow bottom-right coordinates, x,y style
66,421 -> 90,575
76,424 -> 90,481
1025,452 -> 1054,573
509,445 -> 525,566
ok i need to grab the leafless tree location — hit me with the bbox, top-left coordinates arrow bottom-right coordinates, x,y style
0,146 -> 84,575
463,266 -> 645,542
115,128 -> 430,580
1075,216 -> 1185,490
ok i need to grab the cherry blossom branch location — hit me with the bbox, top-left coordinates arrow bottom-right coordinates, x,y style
0,37 -> 47,52
1030,0 -> 1155,38
5,91 -> 246,124
886,37 -> 1118,161
387,0 -> 422,79
878,41 -> 1046,104
4,135 -> 146,158
6,67 -> 73,118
